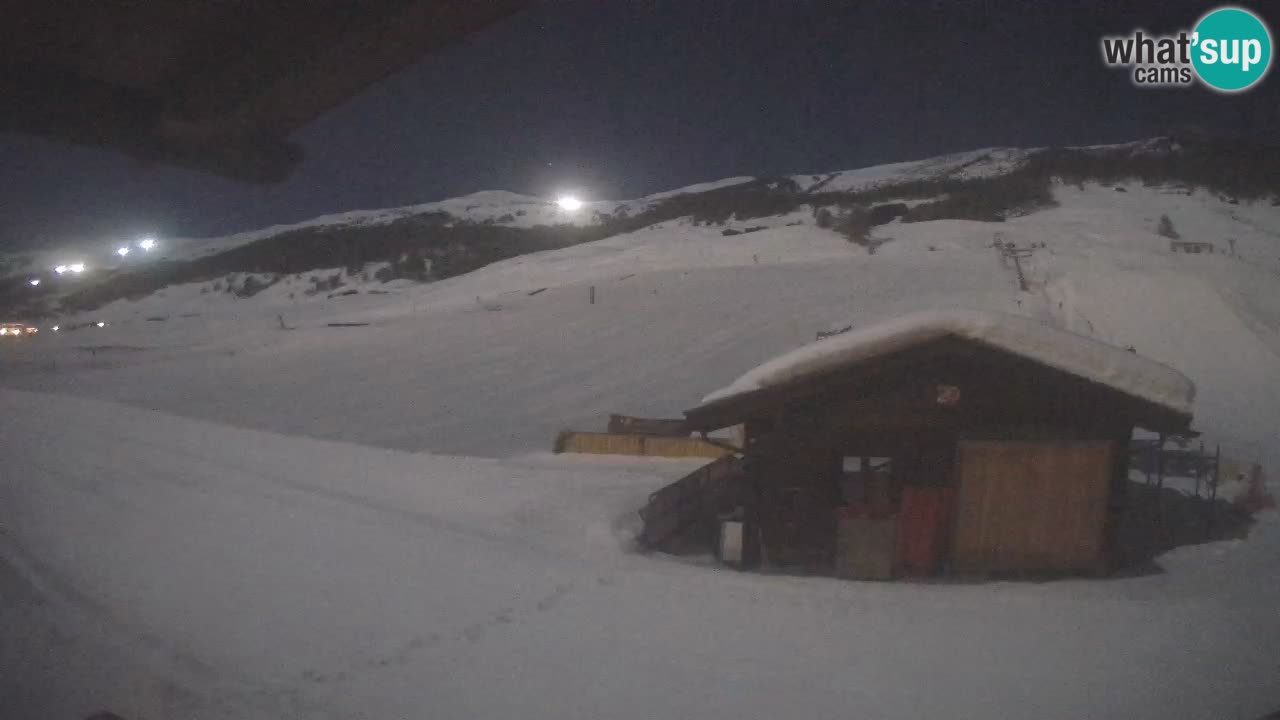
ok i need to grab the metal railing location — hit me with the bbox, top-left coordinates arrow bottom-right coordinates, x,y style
638,453 -> 744,550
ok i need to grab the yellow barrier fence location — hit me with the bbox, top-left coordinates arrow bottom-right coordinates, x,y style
554,431 -> 730,459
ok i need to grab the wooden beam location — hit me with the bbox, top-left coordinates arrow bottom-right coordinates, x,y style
0,62 -> 301,182
0,1 -> 529,182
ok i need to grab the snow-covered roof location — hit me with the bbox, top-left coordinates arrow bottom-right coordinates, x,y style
698,309 -> 1195,416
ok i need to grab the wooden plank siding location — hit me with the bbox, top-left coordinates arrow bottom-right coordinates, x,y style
952,440 -> 1113,574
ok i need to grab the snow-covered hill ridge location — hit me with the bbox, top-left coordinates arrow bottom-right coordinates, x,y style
9,134 -> 1274,314
153,140 -> 1118,257
7,134 -> 1269,313
153,134 -> 1249,257
163,137 -> 1179,256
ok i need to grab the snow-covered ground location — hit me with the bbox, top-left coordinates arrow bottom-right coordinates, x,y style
3,389 -> 1278,720
3,169 -> 1279,718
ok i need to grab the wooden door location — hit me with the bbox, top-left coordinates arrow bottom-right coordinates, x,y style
953,440 -> 1112,573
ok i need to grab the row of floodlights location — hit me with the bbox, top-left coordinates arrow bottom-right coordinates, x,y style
39,238 -> 158,284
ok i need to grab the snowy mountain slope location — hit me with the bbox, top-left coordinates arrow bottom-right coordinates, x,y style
3,389 -> 1279,720
2,234 -> 1017,454
0,137 -> 1172,288
0,178 -> 756,280
11,134 -> 1278,324
792,146 -> 1035,193
179,190 -> 564,259
637,175 -> 756,201
787,137 -> 1184,195
5,183 -> 1279,474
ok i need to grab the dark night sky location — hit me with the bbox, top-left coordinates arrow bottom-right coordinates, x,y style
2,0 -> 1276,250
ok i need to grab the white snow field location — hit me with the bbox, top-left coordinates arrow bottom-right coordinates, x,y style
3,390 -> 1278,720
3,167 -> 1280,718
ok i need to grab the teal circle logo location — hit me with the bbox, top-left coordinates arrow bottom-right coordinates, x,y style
1192,7 -> 1272,92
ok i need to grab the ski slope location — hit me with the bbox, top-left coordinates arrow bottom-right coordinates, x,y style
3,171 -> 1280,718
1,227 -> 1016,456
7,184 -> 1279,467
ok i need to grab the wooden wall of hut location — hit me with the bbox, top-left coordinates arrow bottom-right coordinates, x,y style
730,340 -> 1149,575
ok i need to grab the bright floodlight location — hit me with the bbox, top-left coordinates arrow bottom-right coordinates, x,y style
29,278 -> 40,286
117,246 -> 130,257
96,321 -> 105,328
54,265 -> 68,274
556,195 -> 583,211
52,325 -> 59,332
69,263 -> 86,273
139,237 -> 156,251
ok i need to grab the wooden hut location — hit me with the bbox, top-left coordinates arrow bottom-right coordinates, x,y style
674,310 -> 1195,577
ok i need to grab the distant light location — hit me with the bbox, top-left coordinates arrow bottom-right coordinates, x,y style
117,246 -> 130,257
52,325 -> 59,332
29,278 -> 40,286
54,265 -> 68,274
556,195 -> 584,211
69,263 -> 85,273
138,237 -> 157,251
96,321 -> 105,328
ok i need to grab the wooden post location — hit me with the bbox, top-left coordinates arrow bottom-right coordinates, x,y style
1104,435 -> 1132,569
1155,433 -> 1165,519
1155,434 -> 1165,489
1210,445 -> 1220,502
1207,444 -> 1221,531
1194,440 -> 1204,498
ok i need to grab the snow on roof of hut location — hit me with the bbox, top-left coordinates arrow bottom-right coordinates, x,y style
699,309 -> 1195,415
